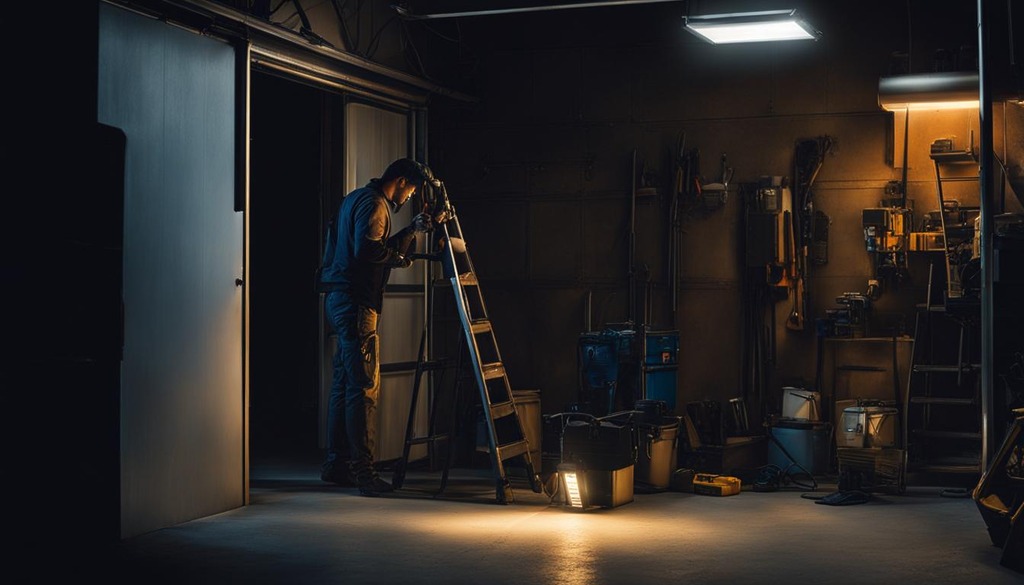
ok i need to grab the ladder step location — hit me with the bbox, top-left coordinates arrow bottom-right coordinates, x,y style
434,275 -> 479,288
912,364 -> 979,373
380,361 -> 420,374
481,362 -> 505,379
406,433 -> 451,446
912,430 -> 982,440
911,463 -> 982,474
489,400 -> 516,419
470,319 -> 492,334
495,440 -> 530,461
416,359 -> 451,373
909,397 -> 976,406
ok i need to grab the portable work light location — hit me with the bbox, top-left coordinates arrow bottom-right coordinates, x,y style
558,463 -> 590,510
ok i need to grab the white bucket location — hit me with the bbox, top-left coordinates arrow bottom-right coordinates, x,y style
781,388 -> 821,421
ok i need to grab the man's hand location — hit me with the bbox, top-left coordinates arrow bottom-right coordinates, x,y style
395,253 -> 414,268
412,212 -> 433,233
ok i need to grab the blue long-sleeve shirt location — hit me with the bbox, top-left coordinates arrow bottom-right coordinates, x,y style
320,179 -> 416,311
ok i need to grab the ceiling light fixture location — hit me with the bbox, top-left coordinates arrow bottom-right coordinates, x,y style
877,71 -> 980,111
683,9 -> 821,44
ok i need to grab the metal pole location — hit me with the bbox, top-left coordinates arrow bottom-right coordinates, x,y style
393,0 -> 682,20
585,290 -> 592,332
977,0 -> 994,472
629,149 -> 637,324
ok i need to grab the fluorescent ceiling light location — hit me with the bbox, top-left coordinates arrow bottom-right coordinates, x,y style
683,9 -> 820,44
878,72 -> 980,111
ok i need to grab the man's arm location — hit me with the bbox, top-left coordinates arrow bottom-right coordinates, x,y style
353,196 -> 408,266
387,223 -> 418,258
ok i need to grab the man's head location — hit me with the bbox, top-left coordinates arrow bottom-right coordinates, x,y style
380,158 -> 436,210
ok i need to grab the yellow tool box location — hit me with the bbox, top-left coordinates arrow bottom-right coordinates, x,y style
693,473 -> 742,496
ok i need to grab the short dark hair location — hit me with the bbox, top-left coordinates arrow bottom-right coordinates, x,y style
381,158 -> 434,185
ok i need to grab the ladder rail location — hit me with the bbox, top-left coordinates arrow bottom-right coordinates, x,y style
393,325 -> 466,493
432,210 -> 541,503
393,328 -> 430,489
933,159 -> 956,299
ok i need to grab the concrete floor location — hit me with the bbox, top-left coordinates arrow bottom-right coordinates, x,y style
91,454 -> 1022,584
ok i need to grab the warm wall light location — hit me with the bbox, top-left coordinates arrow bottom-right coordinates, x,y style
683,9 -> 821,44
878,72 -> 980,111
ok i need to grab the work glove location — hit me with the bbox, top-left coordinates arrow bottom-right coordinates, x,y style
412,212 -> 433,233
395,253 -> 414,268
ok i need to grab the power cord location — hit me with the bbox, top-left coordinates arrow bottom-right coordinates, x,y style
762,424 -> 820,492
541,472 -> 562,504
753,462 -> 818,492
752,464 -> 783,492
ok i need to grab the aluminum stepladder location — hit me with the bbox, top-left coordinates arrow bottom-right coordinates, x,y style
393,187 -> 541,504
390,322 -> 464,495
903,262 -> 984,476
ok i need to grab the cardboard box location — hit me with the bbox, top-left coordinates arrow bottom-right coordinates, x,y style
836,447 -> 906,494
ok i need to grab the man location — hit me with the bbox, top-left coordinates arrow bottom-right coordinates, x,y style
319,158 -> 437,496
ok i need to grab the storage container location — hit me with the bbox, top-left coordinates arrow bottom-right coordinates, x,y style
839,406 -> 899,448
781,387 -> 821,421
560,413 -> 636,508
767,420 -> 831,475
643,330 -> 679,411
633,415 -> 681,490
512,390 -> 542,472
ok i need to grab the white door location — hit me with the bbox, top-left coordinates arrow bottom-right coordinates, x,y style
319,102 -> 427,462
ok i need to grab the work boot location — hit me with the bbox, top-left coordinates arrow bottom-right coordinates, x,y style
320,461 -> 356,486
356,474 -> 394,497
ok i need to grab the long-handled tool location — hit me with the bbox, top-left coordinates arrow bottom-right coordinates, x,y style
669,132 -> 686,314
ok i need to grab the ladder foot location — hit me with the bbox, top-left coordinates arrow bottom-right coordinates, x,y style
529,473 -> 542,494
495,479 -> 513,505
392,470 -> 406,490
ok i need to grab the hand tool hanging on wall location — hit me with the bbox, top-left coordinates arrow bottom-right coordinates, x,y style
789,136 -> 834,332
769,180 -> 795,293
669,132 -> 685,315
900,111 -> 909,208
700,153 -> 733,209
785,206 -> 804,331
685,147 -> 702,202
